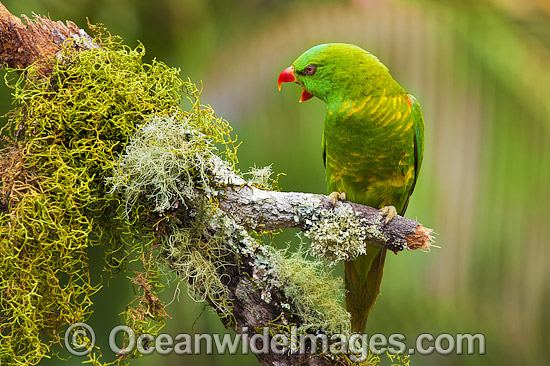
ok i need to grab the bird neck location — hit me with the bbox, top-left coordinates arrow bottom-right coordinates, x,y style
324,70 -> 404,107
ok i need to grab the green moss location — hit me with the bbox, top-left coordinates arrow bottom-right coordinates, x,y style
244,164 -> 285,191
0,29 -> 212,364
324,350 -> 410,366
269,243 -> 351,335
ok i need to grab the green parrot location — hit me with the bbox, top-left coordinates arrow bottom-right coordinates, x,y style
277,43 -> 424,333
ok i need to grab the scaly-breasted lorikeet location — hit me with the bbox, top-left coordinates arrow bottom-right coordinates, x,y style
278,43 -> 424,333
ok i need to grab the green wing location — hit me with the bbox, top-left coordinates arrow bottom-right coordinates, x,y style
322,132 -> 327,169
400,94 -> 424,215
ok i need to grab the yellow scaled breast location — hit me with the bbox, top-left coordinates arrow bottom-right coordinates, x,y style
324,93 -> 415,209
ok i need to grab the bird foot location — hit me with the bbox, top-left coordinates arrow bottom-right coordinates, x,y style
380,205 -> 397,225
328,191 -> 346,206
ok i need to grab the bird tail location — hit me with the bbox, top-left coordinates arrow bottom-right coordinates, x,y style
344,245 -> 387,333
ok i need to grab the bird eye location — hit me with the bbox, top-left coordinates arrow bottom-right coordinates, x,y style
305,65 -> 317,75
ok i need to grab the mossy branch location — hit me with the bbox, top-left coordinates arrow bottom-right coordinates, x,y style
214,164 -> 433,254
0,5 -> 430,366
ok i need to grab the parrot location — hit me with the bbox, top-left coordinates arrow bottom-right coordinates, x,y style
277,43 -> 424,333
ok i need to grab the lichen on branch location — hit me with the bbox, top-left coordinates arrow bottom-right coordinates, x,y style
108,110 -> 351,335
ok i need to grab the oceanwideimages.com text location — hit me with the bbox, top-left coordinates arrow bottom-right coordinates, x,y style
65,323 -> 486,359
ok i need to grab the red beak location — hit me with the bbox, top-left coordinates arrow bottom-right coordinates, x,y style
277,66 -> 296,90
277,65 -> 313,103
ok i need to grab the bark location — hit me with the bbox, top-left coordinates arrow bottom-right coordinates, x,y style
0,1 -> 95,70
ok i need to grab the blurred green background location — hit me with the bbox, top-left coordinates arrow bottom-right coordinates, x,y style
1,0 -> 549,365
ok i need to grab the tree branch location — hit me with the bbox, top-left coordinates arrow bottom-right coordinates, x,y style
212,158 -> 433,253
0,1 -> 96,70
0,5 -> 433,365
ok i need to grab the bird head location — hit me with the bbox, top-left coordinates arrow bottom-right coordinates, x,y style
278,43 -> 389,104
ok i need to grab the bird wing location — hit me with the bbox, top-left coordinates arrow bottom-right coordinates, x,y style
400,94 -> 425,215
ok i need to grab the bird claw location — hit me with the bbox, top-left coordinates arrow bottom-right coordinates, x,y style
328,191 -> 346,206
380,205 -> 397,225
